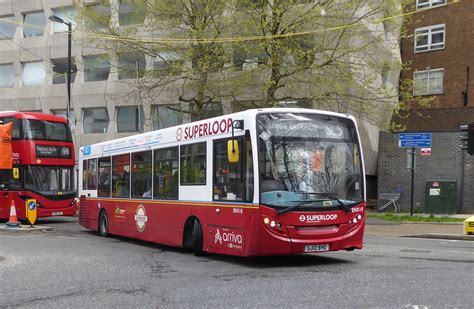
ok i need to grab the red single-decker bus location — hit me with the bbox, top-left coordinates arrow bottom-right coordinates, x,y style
79,108 -> 365,256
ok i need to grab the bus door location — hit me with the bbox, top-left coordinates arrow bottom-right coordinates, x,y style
0,167 -> 22,218
209,134 -> 254,252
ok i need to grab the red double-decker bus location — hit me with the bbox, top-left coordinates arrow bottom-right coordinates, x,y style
0,112 -> 76,220
79,108 -> 365,256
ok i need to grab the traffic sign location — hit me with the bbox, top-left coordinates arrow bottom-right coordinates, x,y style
399,133 -> 431,148
420,147 -> 431,156
25,199 -> 37,226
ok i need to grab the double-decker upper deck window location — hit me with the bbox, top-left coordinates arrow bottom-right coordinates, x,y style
83,158 -> 97,190
180,143 -> 206,185
131,151 -> 152,198
112,154 -> 130,198
0,117 -> 21,139
414,24 -> 445,52
416,0 -> 446,10
154,147 -> 179,199
98,157 -> 111,197
24,119 -> 72,142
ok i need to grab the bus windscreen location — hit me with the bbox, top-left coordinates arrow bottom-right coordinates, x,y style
257,113 -> 363,209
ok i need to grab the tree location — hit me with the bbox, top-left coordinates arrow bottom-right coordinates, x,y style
76,0 -> 429,127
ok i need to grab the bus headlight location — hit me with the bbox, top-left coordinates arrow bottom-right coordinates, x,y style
261,215 -> 288,236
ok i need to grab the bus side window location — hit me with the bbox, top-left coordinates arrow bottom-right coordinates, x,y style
153,146 -> 178,199
131,151 -> 152,199
112,154 -> 130,198
83,158 -> 98,190
180,143 -> 206,185
98,157 -> 111,197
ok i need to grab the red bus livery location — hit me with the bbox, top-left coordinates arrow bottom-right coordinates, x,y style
0,112 -> 76,220
79,108 -> 366,256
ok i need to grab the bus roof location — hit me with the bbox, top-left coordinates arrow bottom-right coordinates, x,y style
80,108 -> 357,158
0,111 -> 68,123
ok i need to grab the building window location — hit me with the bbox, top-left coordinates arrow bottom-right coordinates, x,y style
416,0 -> 446,10
154,147 -> 179,199
51,7 -> 76,33
190,102 -> 223,121
119,0 -> 145,26
180,143 -> 206,185
414,24 -> 445,52
413,68 -> 444,96
84,55 -> 110,82
21,62 -> 45,86
116,106 -> 144,133
233,49 -> 268,71
0,63 -> 15,88
112,154 -> 130,198
52,109 -> 76,125
117,51 -> 146,80
0,15 -> 16,39
152,104 -> 182,130
153,52 -> 184,76
23,11 -> 46,37
83,3 -> 111,30
83,107 -> 109,133
52,58 -> 77,85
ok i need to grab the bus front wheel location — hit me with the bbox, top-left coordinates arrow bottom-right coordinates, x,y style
192,219 -> 204,256
99,210 -> 109,237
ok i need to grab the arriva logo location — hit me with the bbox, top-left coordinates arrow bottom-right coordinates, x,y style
215,229 -> 223,244
215,228 -> 243,245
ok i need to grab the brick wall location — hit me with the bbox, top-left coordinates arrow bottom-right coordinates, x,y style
397,0 -> 474,131
378,131 -> 474,213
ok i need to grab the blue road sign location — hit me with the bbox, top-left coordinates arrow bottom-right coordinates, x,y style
399,133 -> 431,148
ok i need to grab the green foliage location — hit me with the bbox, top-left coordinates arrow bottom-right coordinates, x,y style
76,0 -> 429,124
367,213 -> 465,223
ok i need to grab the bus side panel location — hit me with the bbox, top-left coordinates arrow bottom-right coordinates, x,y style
202,204 -> 258,257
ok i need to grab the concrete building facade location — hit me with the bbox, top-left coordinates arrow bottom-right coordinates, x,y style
0,0 -> 403,199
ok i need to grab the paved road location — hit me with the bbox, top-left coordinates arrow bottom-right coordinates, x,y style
1,218 -> 473,308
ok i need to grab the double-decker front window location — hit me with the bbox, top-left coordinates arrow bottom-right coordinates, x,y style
258,113 -> 363,210
24,166 -> 75,195
24,119 -> 72,142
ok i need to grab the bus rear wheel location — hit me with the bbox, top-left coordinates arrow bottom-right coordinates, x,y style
99,210 -> 109,237
192,219 -> 204,256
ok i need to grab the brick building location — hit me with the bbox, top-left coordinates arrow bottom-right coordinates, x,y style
395,0 -> 474,130
378,0 -> 474,213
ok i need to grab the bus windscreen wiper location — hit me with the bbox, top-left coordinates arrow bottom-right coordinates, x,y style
277,199 -> 325,215
294,192 -> 352,213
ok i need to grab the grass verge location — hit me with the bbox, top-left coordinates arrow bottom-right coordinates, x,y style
367,213 -> 464,223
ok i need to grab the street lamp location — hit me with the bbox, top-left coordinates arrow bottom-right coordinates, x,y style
48,15 -> 72,121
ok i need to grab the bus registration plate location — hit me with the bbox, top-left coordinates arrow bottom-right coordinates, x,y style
52,211 -> 63,216
305,244 -> 329,252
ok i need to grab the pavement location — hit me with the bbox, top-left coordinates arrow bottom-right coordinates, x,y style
1,214 -> 473,241
365,214 -> 474,241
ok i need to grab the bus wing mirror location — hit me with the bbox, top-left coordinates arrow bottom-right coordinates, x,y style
12,167 -> 19,179
228,140 -> 239,163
